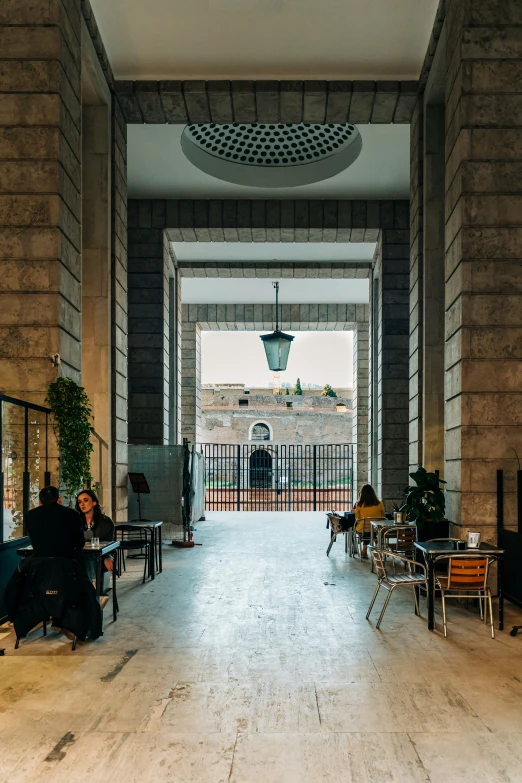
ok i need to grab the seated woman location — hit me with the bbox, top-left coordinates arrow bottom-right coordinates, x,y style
76,489 -> 115,606
355,484 -> 385,558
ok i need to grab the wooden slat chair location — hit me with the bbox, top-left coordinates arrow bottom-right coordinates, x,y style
434,555 -> 495,638
366,548 -> 427,629
326,511 -> 354,557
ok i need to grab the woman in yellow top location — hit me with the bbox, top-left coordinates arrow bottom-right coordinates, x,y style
355,484 -> 385,558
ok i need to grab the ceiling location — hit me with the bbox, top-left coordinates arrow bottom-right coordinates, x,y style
182,277 -> 369,303
128,124 -> 410,199
90,0 -> 438,80
173,241 -> 376,262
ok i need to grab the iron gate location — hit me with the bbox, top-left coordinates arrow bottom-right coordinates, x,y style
201,443 -> 354,511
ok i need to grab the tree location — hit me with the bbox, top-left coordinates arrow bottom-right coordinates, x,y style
321,384 -> 337,398
294,378 -> 303,395
285,387 -> 290,395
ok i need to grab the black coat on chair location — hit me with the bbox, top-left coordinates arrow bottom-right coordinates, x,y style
4,556 -> 102,642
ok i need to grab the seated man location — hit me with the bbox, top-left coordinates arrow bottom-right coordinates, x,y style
26,486 -> 85,557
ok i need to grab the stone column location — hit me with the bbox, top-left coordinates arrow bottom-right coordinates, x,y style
444,0 -> 522,535
0,1 -> 82,401
111,99 -> 128,519
422,102 -> 445,475
352,322 -> 369,498
409,98 -> 424,471
410,93 -> 446,477
82,100 -> 111,509
127,201 -> 171,445
169,264 -> 182,445
181,310 -> 202,446
371,232 -> 410,508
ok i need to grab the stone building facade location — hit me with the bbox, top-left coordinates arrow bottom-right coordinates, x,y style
201,386 -> 353,445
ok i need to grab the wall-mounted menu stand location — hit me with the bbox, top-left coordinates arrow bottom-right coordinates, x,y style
497,469 -> 522,635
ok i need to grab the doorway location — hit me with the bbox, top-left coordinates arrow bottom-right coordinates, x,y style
250,449 -> 273,489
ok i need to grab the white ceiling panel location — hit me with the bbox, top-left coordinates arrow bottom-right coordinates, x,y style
173,242 -> 376,262
182,277 -> 369,304
90,0 -> 438,80
128,124 -> 409,199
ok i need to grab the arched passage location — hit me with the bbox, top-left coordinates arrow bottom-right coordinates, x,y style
249,449 -> 273,489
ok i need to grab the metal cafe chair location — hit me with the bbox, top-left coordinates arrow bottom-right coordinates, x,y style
434,555 -> 495,638
326,511 -> 355,557
355,517 -> 387,560
366,548 -> 427,629
116,525 -> 151,584
382,526 -> 417,571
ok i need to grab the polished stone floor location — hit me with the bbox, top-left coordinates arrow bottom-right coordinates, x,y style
2,512 -> 522,782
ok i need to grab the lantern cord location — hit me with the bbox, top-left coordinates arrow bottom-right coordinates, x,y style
273,281 -> 279,332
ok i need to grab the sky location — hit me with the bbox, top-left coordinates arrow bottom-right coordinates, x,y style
201,331 -> 353,389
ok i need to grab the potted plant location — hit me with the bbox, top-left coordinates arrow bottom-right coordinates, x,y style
400,466 -> 447,539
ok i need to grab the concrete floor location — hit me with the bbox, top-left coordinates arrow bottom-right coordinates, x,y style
2,512 -> 522,782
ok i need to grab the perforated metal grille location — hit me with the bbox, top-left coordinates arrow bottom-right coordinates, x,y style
184,122 -> 359,167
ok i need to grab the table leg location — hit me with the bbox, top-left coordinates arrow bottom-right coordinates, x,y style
112,557 -> 118,622
498,555 -> 504,631
158,525 -> 163,573
427,556 -> 435,631
150,527 -> 155,580
95,555 -> 102,599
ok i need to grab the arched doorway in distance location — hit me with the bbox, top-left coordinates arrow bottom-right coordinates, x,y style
249,449 -> 273,488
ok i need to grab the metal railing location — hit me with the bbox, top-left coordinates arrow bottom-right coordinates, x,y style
202,442 -> 354,511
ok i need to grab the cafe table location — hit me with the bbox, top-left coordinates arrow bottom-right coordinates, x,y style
114,520 -> 163,580
414,540 -> 505,632
17,541 -> 120,622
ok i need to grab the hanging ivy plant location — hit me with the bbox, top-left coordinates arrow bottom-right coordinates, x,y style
46,377 -> 93,500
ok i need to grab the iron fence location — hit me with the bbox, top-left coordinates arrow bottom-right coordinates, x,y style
202,443 -> 354,511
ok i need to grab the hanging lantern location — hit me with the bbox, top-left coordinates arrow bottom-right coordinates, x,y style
260,282 -> 294,371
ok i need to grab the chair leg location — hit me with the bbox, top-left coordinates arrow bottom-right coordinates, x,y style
376,587 -> 394,629
441,589 -> 448,637
413,585 -> 420,616
72,636 -> 77,651
326,533 -> 336,557
479,591 -> 484,621
487,589 -> 495,639
345,531 -> 348,554
42,620 -> 47,636
14,638 -> 20,649
143,546 -> 149,583
366,581 -> 381,619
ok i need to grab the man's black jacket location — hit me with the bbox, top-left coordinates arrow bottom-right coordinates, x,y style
4,556 -> 102,641
26,502 -> 84,557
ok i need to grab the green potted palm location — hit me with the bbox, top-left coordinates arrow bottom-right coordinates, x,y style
400,466 -> 447,540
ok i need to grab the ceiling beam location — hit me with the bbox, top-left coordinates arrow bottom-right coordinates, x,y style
116,80 -> 418,125
128,199 -> 410,242
178,262 -> 371,279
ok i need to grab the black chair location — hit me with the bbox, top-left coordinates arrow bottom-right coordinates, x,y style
6,557 -> 102,651
116,525 -> 151,583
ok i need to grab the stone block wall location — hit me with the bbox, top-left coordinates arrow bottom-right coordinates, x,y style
0,0 -> 83,402
127,202 -> 171,445
409,98 -> 424,472
371,232 -> 410,507
352,323 -> 369,496
181,318 -> 202,445
111,98 -> 128,518
444,0 -> 522,534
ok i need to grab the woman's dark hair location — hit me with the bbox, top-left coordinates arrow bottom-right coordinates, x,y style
357,484 -> 380,508
75,488 -> 102,527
